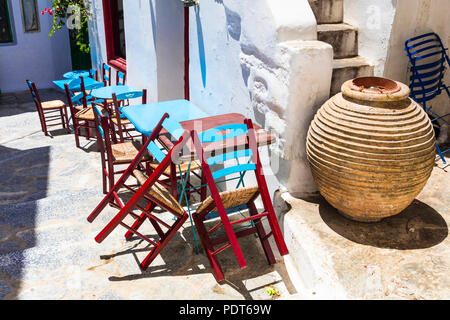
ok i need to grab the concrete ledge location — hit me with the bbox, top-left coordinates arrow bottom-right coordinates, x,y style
276,165 -> 450,299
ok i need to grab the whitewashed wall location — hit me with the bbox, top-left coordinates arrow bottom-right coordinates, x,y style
0,0 -> 71,93
88,0 -> 185,102
87,0 -> 334,198
188,0 -> 333,197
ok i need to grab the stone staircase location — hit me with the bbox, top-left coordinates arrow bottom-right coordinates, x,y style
309,0 -> 374,95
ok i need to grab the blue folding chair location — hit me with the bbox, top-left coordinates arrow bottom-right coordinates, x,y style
405,32 -> 450,164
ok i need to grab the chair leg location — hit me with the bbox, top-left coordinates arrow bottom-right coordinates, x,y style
140,213 -> 188,271
193,214 -> 225,282
59,108 -> 66,130
73,121 -> 81,147
248,201 -> 276,265
124,202 -> 156,240
63,107 -> 71,133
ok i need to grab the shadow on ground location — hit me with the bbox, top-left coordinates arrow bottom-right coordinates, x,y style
99,209 -> 297,299
0,145 -> 50,299
317,196 -> 448,250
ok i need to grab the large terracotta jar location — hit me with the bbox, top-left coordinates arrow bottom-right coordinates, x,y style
306,77 -> 436,222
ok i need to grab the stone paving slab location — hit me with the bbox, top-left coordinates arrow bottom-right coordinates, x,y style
0,90 -> 297,300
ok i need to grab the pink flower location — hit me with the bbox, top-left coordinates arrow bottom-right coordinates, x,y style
41,10 -> 44,15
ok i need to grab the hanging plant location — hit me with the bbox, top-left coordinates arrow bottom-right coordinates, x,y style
42,0 -> 91,54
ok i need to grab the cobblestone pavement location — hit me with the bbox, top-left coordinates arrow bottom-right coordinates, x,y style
0,90 -> 297,300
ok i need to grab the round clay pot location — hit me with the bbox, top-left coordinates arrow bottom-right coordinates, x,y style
306,77 -> 436,222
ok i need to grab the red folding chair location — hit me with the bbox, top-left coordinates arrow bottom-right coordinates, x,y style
190,118 -> 289,282
87,113 -> 191,271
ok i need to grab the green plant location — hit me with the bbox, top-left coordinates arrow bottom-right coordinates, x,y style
42,0 -> 91,54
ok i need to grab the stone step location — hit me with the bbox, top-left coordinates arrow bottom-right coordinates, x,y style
331,56 -> 374,96
318,23 -> 358,59
309,0 -> 344,24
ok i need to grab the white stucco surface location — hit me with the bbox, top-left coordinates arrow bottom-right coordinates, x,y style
0,0 -> 71,93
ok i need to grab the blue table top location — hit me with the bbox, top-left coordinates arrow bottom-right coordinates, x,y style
91,85 -> 139,100
63,70 -> 90,79
53,77 -> 103,91
121,99 -> 208,136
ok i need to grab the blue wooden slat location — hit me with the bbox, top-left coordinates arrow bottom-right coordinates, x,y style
212,163 -> 256,180
207,149 -> 253,166
200,124 -> 248,143
116,90 -> 143,100
162,117 -> 184,140
410,44 -> 442,56
147,141 -> 166,163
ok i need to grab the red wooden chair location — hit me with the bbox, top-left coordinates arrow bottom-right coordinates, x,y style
26,80 -> 70,136
190,118 -> 289,282
87,113 -> 191,271
92,103 -> 151,194
64,79 -> 97,148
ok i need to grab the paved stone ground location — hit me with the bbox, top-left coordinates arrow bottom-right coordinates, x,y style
0,90 -> 298,300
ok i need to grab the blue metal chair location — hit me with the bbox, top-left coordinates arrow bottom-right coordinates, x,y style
405,32 -> 450,164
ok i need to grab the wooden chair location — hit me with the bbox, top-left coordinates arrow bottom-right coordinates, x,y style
190,119 -> 289,282
64,78 -> 97,148
87,113 -> 191,271
92,103 -> 151,194
26,80 -> 70,136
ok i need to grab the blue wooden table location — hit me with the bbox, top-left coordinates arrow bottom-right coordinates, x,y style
63,70 -> 90,79
91,85 -> 139,100
121,99 -> 208,136
53,77 -> 103,92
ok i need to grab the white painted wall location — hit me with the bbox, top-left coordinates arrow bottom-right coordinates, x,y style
0,0 -> 71,93
188,0 -> 333,197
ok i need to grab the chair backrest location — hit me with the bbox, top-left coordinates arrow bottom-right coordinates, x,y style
198,123 -> 256,182
25,80 -> 42,112
110,89 -> 147,142
116,70 -> 126,86
404,32 -> 449,105
93,103 -> 185,166
64,78 -> 89,117
102,63 -> 112,86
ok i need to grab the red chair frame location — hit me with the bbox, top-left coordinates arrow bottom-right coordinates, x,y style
190,118 -> 289,282
64,79 -> 97,148
87,114 -> 191,271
